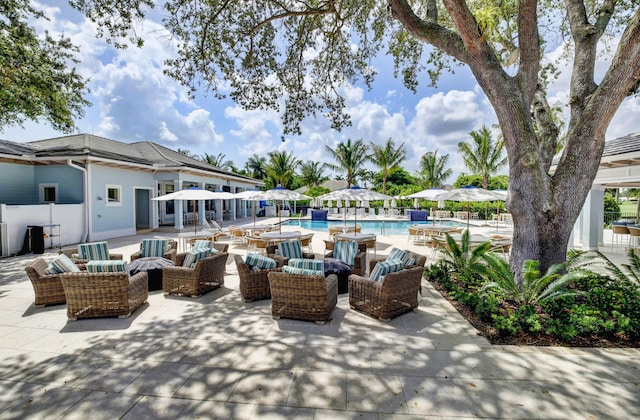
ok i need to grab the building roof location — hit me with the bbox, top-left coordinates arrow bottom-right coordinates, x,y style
1,134 -> 261,184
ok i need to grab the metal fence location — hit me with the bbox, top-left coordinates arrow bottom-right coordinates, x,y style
604,211 -> 639,226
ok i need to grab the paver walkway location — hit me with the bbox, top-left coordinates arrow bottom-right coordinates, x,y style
0,223 -> 639,419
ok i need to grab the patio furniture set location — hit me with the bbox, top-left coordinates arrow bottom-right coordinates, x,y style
235,238 -> 426,323
25,238 -> 229,320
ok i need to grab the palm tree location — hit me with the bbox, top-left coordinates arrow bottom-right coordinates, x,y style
299,161 -> 329,188
458,126 -> 508,189
202,152 -> 234,171
325,138 -> 370,187
177,148 -> 197,159
418,150 -> 452,188
265,150 -> 300,189
244,154 -> 267,180
369,138 -> 407,194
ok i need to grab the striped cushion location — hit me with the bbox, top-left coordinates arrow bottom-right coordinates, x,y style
182,248 -> 212,268
334,241 -> 358,266
141,239 -> 168,258
288,258 -> 324,271
245,253 -> 277,270
387,247 -> 408,263
278,240 -> 303,259
77,241 -> 110,260
46,254 -> 81,274
192,240 -> 212,250
369,259 -> 404,283
405,257 -> 416,267
87,260 -> 128,273
283,265 -> 324,277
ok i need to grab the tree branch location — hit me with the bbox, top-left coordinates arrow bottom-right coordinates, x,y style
516,0 -> 540,106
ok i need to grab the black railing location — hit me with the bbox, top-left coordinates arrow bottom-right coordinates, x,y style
604,211 -> 639,226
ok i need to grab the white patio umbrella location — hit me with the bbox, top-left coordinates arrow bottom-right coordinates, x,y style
317,186 -> 392,228
236,188 -> 263,225
152,187 -> 222,234
433,186 -> 507,230
252,186 -> 311,232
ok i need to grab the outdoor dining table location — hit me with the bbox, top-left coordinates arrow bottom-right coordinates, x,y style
448,233 -> 495,245
331,224 -> 358,233
238,223 -> 274,236
260,230 -> 302,244
333,232 -> 375,243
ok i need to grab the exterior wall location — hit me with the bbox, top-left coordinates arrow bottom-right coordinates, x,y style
0,162 -> 36,205
34,165 -> 84,203
0,203 -> 84,255
88,164 -> 156,239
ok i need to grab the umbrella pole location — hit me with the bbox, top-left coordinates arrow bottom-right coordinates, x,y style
194,199 -> 197,234
467,201 -> 470,231
253,199 -> 257,225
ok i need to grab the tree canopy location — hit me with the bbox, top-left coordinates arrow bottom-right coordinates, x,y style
1,0 -> 90,132
70,0 -> 640,278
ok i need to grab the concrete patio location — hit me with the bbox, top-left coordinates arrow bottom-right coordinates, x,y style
0,218 -> 639,419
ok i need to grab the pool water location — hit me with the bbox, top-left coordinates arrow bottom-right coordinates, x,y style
282,219 -> 467,235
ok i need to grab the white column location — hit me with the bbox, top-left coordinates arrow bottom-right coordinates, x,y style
579,187 -> 605,250
230,186 -> 237,220
175,179 -> 184,230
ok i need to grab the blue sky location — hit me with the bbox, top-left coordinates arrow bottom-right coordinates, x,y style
4,1 -> 640,182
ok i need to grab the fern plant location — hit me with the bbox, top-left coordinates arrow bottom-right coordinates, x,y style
569,249 -> 640,288
437,230 -> 492,285
480,254 -> 585,305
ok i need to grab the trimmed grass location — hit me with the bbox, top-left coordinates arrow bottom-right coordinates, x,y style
619,200 -> 638,214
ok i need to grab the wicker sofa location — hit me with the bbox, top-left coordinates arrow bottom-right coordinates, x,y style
268,271 -> 338,324
348,266 -> 424,321
24,258 -> 68,307
162,251 -> 227,297
234,254 -> 283,302
60,271 -> 149,321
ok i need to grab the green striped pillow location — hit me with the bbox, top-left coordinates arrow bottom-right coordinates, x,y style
334,240 -> 358,266
86,260 -> 128,273
182,248 -> 212,268
78,241 -> 110,260
387,247 -> 408,263
141,239 -> 168,258
46,254 -> 81,274
245,253 -> 277,270
283,265 -> 324,277
192,239 -> 212,250
369,259 -> 404,282
277,240 -> 303,259
288,258 -> 324,271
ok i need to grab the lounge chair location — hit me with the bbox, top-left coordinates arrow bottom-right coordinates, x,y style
25,257 -> 68,307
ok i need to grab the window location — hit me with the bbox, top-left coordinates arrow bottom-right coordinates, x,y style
106,185 -> 122,207
39,184 -> 57,203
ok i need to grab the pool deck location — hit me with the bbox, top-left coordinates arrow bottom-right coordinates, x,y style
0,216 -> 638,418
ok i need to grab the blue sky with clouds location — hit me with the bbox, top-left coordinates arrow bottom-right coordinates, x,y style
4,1 -> 640,182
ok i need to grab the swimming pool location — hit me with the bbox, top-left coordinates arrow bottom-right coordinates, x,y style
282,219 -> 468,235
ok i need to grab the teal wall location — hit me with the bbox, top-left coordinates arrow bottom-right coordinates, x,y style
0,163 -> 36,204
34,165 -> 84,203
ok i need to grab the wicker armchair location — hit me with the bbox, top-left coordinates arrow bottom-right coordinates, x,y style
268,271 -> 338,324
235,254 -> 283,302
368,250 -> 427,274
130,239 -> 178,263
162,251 -> 227,297
349,266 -> 424,321
24,258 -> 68,307
60,271 -> 148,321
324,243 -> 367,276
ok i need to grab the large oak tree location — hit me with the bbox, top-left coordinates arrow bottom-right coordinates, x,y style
71,0 -> 640,279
